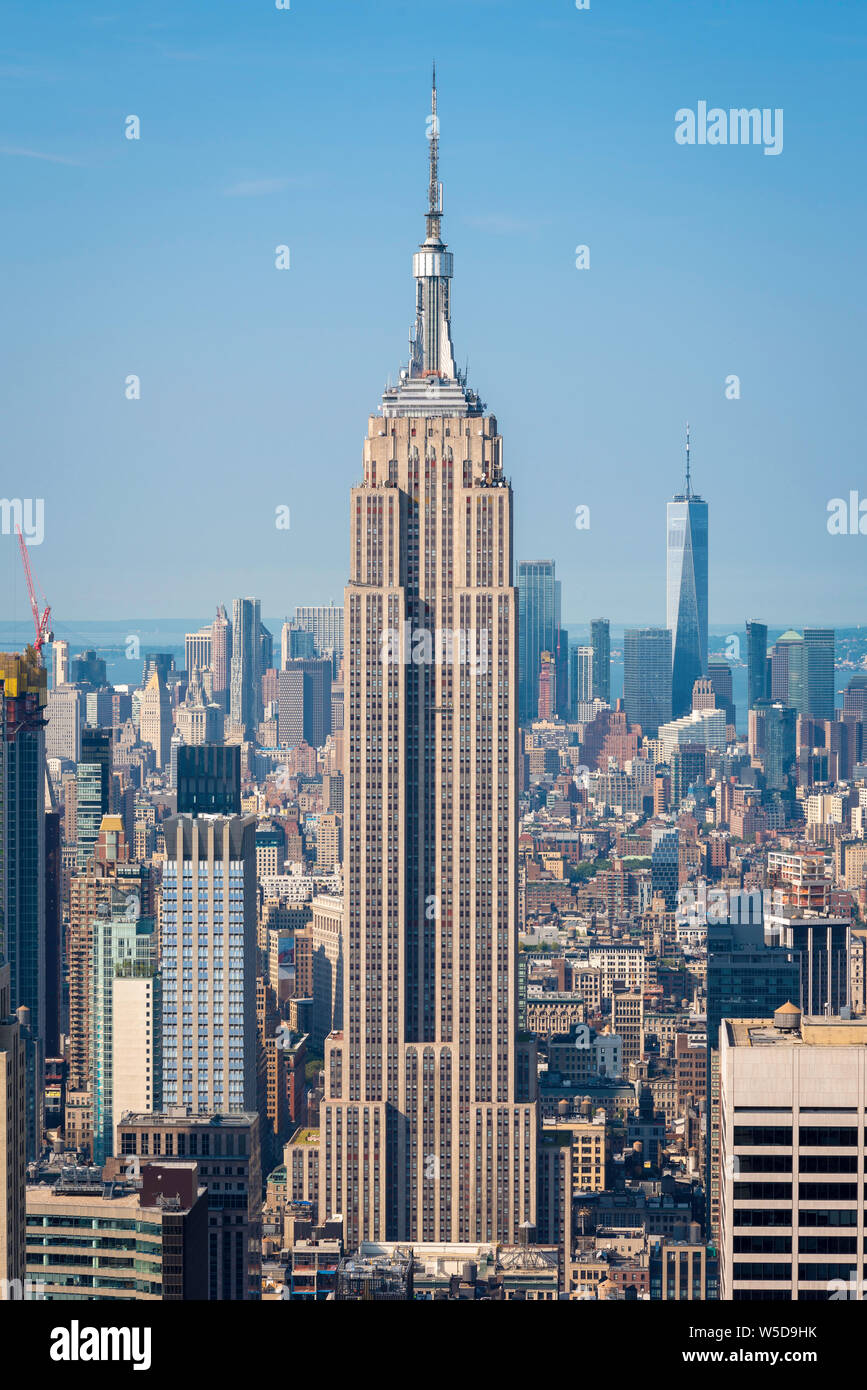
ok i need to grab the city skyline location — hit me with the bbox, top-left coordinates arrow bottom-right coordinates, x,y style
3,0 -> 867,1329
3,0 -> 866,624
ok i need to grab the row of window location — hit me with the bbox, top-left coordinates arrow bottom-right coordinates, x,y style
734,1182 -> 866,1200
733,1263 -> 866,1282
733,1126 -> 863,1146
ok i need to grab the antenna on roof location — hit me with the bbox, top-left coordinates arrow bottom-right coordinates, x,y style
685,421 -> 692,499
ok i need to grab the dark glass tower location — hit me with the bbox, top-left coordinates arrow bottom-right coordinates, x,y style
0,651 -> 47,1039
623,627 -> 672,737
76,726 -> 112,870
763,703 -> 796,789
176,744 -> 241,816
230,597 -> 262,737
667,427 -> 708,718
518,561 -> 559,723
745,620 -> 768,708
590,618 -> 611,703
801,628 -> 835,719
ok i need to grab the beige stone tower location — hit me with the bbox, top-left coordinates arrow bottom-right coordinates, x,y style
320,72 -> 537,1247
139,668 -> 172,769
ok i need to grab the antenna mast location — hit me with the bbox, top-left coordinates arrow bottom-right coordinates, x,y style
429,63 -> 440,218
685,421 -> 692,499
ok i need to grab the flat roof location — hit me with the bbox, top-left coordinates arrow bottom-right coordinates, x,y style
725,1017 -> 867,1048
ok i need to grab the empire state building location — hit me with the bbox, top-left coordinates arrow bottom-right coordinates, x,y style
319,74 -> 538,1246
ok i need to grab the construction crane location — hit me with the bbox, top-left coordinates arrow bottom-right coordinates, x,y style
16,523 -> 53,656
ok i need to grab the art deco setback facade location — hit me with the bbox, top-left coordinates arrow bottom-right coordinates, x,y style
318,76 -> 537,1247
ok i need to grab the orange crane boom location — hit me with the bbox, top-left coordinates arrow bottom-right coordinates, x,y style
16,524 -> 52,655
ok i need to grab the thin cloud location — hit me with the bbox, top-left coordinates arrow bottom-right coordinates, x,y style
0,145 -> 82,166
224,177 -> 291,198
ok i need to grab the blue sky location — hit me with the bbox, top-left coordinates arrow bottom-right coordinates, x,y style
1,0 -> 865,628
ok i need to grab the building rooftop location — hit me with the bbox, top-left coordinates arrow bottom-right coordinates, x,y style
288,1128 -> 320,1146
725,1017 -> 867,1048
119,1109 -> 259,1128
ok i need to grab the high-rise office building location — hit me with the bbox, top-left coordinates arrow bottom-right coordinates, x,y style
45,684 -> 82,763
0,960 -> 26,1295
570,645 -> 593,717
117,1111 -> 262,1300
76,726 -> 112,870
612,991 -> 645,1070
210,604 -> 231,712
518,561 -> 559,725
316,813 -> 342,873
139,669 -> 173,769
843,672 -> 867,718
670,742 -> 707,807
707,659 -> 735,728
230,598 -> 262,737
176,744 -> 241,816
770,630 -> 802,704
311,894 -> 343,1055
161,816 -> 258,1113
590,618 -> 610,704
667,428 -> 708,718
85,688 -> 114,729
537,649 -> 557,720
255,824 -> 285,879
280,621 -> 315,666
553,631 -> 569,721
295,604 -> 344,660
745,620 -> 769,708
764,907 -> 850,1016
185,626 -> 212,681
319,76 -> 537,1248
658,705 -> 726,759
67,817 -> 153,1105
141,653 -> 175,686
0,652 -> 47,1043
260,623 -> 273,679
44,811 -> 62,1059
278,659 -> 332,748
762,701 -> 796,790
25,1163 -> 208,1302
175,695 -> 223,747
651,827 -> 679,909
800,628 -> 835,719
72,649 -> 107,686
52,639 -> 69,689
719,1009 -> 867,1301
90,889 -> 159,1164
705,902 -> 800,1239
623,627 -> 672,737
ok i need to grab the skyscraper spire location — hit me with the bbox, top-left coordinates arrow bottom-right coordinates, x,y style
428,63 -> 439,224
323,74 -> 535,1246
381,68 -> 483,417
685,420 -> 692,499
408,64 -> 455,381
668,422 -> 709,717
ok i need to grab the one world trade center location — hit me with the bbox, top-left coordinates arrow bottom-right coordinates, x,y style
667,426 -> 708,718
